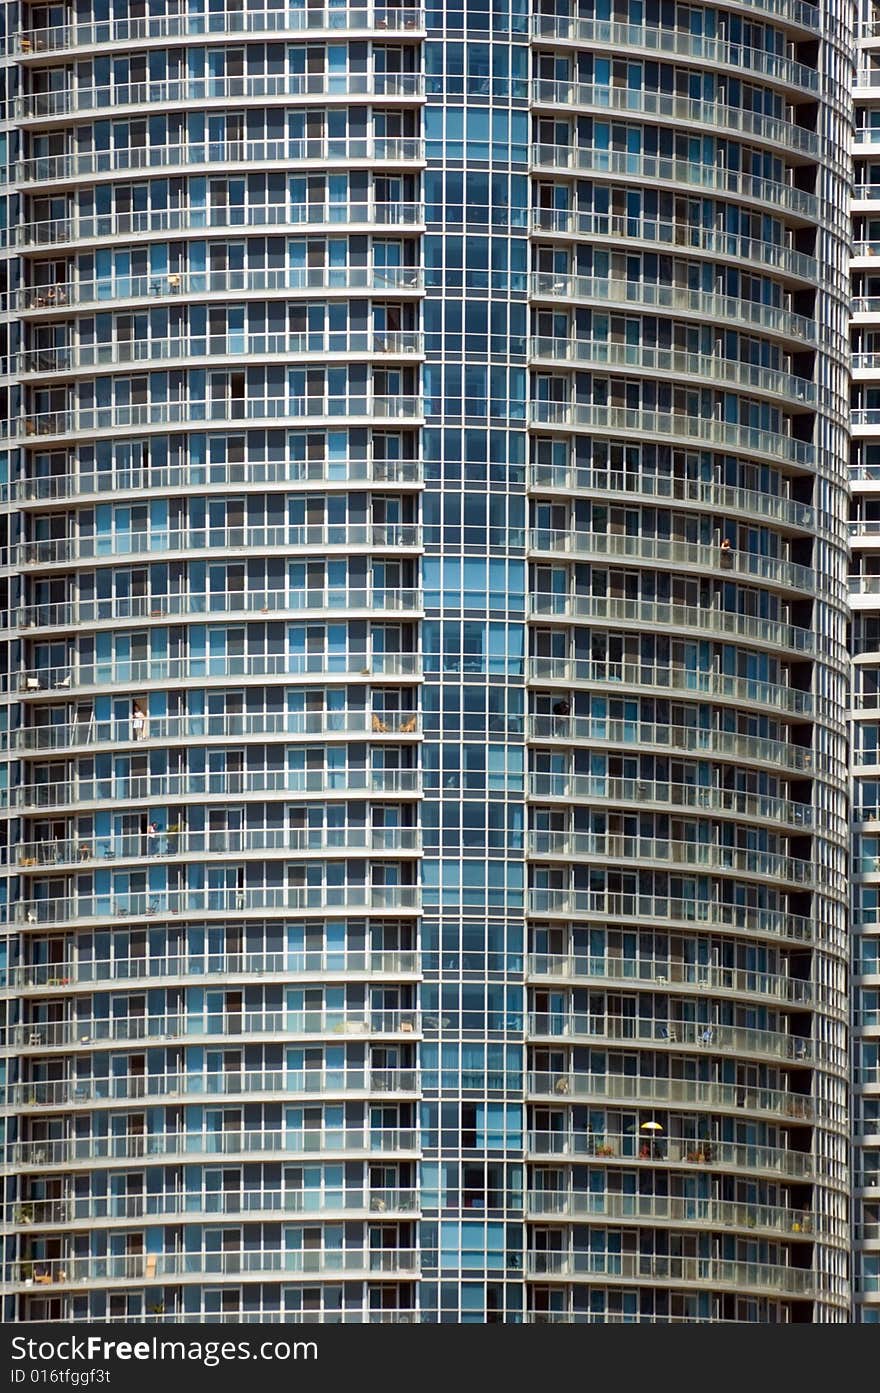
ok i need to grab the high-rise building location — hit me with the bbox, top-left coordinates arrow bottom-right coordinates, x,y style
851,0 -> 880,1325
0,0 -> 852,1323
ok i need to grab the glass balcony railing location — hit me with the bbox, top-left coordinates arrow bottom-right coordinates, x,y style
13,825 -> 421,871
525,953 -> 817,1008
34,1311 -> 422,1324
18,330 -> 424,377
529,271 -> 816,345
8,707 -> 421,755
526,1129 -> 816,1179
526,888 -> 814,945
15,264 -> 423,314
526,831 -> 814,886
849,577 -> 880,597
526,462 -> 817,533
525,1071 -> 815,1123
10,1248 -> 421,1288
529,80 -> 819,157
527,334 -> 817,408
529,146 -> 818,225
14,524 -> 421,568
11,885 -> 422,928
526,526 -> 817,594
16,394 -> 424,439
523,1251 -> 815,1295
9,1069 -> 421,1110
10,767 -> 421,812
528,209 -> 817,284
10,454 -> 422,504
529,15 -> 820,75
528,401 -> 815,471
527,593 -> 826,663
15,202 -> 426,250
16,5 -> 425,55
525,1190 -> 820,1239
526,770 -> 815,832
14,589 -> 423,633
524,654 -> 815,719
15,70 -> 424,120
525,712 -> 819,776
14,1008 -> 420,1050
11,651 -> 422,697
8,1188 -> 421,1228
10,1127 -> 421,1167
527,1012 -> 827,1068
16,138 -> 426,185
10,948 -> 419,989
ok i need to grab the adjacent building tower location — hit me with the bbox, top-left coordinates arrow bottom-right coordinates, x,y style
851,0 -> 880,1324
0,0 -> 852,1321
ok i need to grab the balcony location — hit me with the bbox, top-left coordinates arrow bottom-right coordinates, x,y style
527,1012 -> 826,1068
524,1190 -> 821,1239
11,884 -> 422,929
10,948 -> 420,990
15,525 -> 421,569
9,767 -> 422,813
529,148 -> 818,226
529,14 -> 821,74
9,707 -> 421,755
524,655 -> 814,720
15,71 -> 424,121
7,1187 -> 421,1228
527,593 -> 826,662
16,138 -> 427,186
526,1071 -> 815,1124
8,1127 -> 422,1168
523,1250 -> 815,1296
526,463 -> 817,533
526,888 -> 814,946
529,272 -> 816,345
9,1068 -> 421,1110
526,526 -> 816,594
10,651 -> 423,699
16,264 -> 424,316
13,1007 -> 421,1052
526,770 -> 815,833
16,5 -> 426,55
18,330 -> 424,379
13,587 -> 424,634
15,202 -> 426,253
526,1129 -> 816,1180
16,394 -> 425,441
529,80 -> 819,158
10,1247 -> 421,1290
526,953 -> 817,1009
13,825 -> 421,873
528,209 -> 817,285
528,400 -> 815,471
11,454 -> 423,505
525,712 -> 818,777
527,334 -> 816,408
525,830 -> 815,887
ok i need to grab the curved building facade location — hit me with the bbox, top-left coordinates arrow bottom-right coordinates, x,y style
0,0 -> 852,1322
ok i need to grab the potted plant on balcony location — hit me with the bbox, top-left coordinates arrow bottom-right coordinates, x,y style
15,1204 -> 34,1225
595,1140 -> 615,1157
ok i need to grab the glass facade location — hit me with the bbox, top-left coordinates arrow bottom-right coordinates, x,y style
0,0 -> 851,1323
